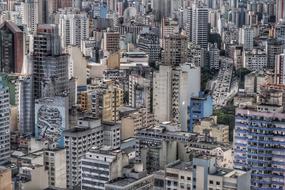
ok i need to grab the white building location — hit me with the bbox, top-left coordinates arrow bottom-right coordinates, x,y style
58,9 -> 89,49
191,4 -> 209,49
64,123 -> 103,189
243,49 -> 267,71
0,83 -> 10,165
19,0 -> 39,32
239,26 -> 254,50
81,146 -> 129,190
43,149 -> 66,189
172,63 -> 201,131
153,65 -> 172,122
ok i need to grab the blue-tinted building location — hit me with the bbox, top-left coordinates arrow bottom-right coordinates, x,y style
234,108 -> 285,190
188,92 -> 213,132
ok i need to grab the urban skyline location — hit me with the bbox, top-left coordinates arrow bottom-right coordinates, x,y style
0,0 -> 284,190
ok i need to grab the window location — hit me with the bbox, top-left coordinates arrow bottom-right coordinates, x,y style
216,181 -> 220,185
187,177 -> 191,180
209,180 -> 213,184
181,176 -> 185,179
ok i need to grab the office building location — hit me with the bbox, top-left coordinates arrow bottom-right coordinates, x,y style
189,93 -> 213,132
0,83 -> 10,165
32,24 -> 69,99
0,21 -> 24,73
64,124 -> 103,189
81,146 -> 129,190
35,96 -> 69,149
43,149 -> 66,189
153,157 -> 251,190
191,4 -> 209,49
19,75 -> 34,136
163,33 -> 188,66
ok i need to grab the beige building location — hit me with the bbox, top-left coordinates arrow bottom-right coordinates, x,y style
193,116 -> 229,143
43,149 -> 66,189
102,85 -> 124,122
153,157 -> 251,190
121,108 -> 154,140
0,167 -> 12,190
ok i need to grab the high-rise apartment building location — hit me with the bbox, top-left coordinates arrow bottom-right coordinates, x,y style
102,85 -> 124,123
0,21 -> 24,73
153,65 -> 172,122
58,9 -> 89,48
0,83 -> 10,165
239,26 -> 254,50
22,0 -> 39,32
64,123 -> 103,189
32,24 -> 69,99
163,33 -> 187,66
208,43 -> 220,69
137,33 -> 161,64
234,84 -> 285,190
191,4 -> 209,49
103,31 -> 120,53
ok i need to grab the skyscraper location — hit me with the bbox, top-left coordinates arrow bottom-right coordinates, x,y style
32,24 -> 69,99
191,3 -> 209,49
0,82 -> 10,165
0,21 -> 24,73
19,75 -> 34,136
